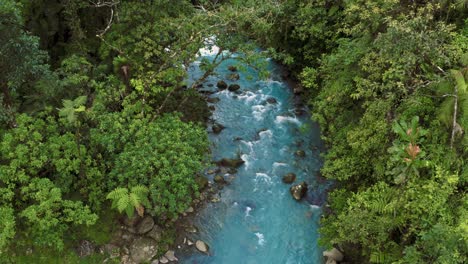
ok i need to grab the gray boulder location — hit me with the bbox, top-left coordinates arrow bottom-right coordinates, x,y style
130,237 -> 158,263
195,240 -> 209,253
146,225 -> 163,242
323,248 -> 344,262
164,250 -> 178,262
136,215 -> 155,234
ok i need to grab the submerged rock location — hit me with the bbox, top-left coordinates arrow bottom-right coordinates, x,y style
195,240 -> 209,253
266,97 -> 277,104
227,73 -> 240,81
217,80 -> 228,90
207,97 -> 220,103
282,173 -> 296,184
212,123 -> 225,134
295,150 -> 306,157
130,237 -> 158,263
214,175 -> 226,184
228,84 -> 241,91
217,158 -> 245,168
228,65 -> 237,72
290,182 -> 308,200
136,215 -> 154,234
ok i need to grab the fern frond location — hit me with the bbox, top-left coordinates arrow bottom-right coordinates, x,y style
74,96 -> 88,106
437,97 -> 454,128
117,195 -> 130,213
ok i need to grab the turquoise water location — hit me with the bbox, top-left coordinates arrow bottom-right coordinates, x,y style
181,52 -> 327,264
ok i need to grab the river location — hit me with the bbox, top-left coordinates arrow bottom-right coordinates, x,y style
179,48 -> 327,264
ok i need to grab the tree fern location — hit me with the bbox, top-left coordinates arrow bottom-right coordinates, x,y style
58,95 -> 87,124
106,185 -> 150,217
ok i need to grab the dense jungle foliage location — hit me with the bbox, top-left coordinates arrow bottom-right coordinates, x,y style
0,0 -> 467,263
228,0 -> 467,263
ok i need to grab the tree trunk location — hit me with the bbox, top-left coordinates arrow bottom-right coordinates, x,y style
1,82 -> 17,127
450,92 -> 458,149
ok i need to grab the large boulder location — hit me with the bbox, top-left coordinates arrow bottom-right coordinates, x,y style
146,225 -> 163,242
212,123 -> 225,134
282,173 -> 296,184
136,215 -> 155,235
217,80 -> 228,90
195,240 -> 209,253
130,237 -> 158,263
323,248 -> 344,262
228,84 -> 241,92
217,158 -> 245,168
290,182 -> 308,200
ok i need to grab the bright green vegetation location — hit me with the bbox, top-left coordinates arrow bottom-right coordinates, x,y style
0,0 -> 214,261
1,0 -> 467,263
225,0 -> 467,263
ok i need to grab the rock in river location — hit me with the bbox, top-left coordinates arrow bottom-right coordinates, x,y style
214,175 -> 226,184
207,97 -> 220,103
266,97 -> 277,104
290,181 -> 308,200
227,73 -> 240,81
282,173 -> 296,184
217,157 -> 245,168
228,84 -> 241,92
217,80 -> 228,90
195,240 -> 209,253
295,150 -> 306,157
212,123 -> 225,134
